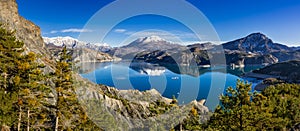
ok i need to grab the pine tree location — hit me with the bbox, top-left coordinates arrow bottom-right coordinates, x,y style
262,84 -> 300,129
0,24 -> 25,130
53,46 -> 96,130
53,46 -> 102,130
206,80 -> 286,130
16,52 -> 52,130
0,24 -> 24,92
0,88 -> 18,129
0,24 -> 52,130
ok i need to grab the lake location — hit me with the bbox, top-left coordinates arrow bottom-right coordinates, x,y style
79,61 -> 262,110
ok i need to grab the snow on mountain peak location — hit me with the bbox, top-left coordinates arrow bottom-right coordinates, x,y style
43,36 -> 80,47
43,36 -> 112,52
137,36 -> 165,43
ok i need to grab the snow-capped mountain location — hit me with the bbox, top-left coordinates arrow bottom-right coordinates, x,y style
108,36 -> 185,58
43,36 -> 111,52
135,35 -> 166,43
122,36 -> 183,50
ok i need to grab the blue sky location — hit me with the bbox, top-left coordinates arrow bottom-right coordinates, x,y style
17,0 -> 300,46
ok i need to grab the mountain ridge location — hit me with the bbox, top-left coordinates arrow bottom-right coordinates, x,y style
222,32 -> 292,54
43,36 -> 111,52
108,36 -> 186,59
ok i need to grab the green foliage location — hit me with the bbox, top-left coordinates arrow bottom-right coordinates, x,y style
148,99 -> 175,116
0,89 -> 18,128
0,25 -> 53,130
0,25 -> 23,129
54,46 -> 77,122
53,46 -> 100,130
262,84 -> 300,128
0,25 -> 100,130
253,60 -> 300,82
183,107 -> 203,130
203,81 -> 299,130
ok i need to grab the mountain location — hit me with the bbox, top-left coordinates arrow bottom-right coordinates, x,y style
131,33 -> 300,67
253,60 -> 300,83
225,51 -> 278,67
43,36 -> 112,52
291,46 -> 300,51
187,42 -> 216,50
123,35 -> 179,49
270,51 -> 300,62
0,0 -> 51,59
108,36 -> 186,58
222,33 -> 292,54
44,36 -> 118,62
0,0 -> 55,72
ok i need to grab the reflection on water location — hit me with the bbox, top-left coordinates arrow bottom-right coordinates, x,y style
129,62 -> 166,76
79,61 -> 261,110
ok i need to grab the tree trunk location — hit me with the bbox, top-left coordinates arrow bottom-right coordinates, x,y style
55,116 -> 59,131
4,73 -> 7,91
27,110 -> 30,131
180,122 -> 182,131
18,107 -> 22,131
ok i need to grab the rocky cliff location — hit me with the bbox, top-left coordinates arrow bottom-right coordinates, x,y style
0,0 -> 50,57
75,75 -> 210,130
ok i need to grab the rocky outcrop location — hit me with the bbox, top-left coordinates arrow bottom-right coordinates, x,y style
76,75 -> 210,130
226,52 -> 278,66
0,0 -> 55,73
187,42 -> 216,50
271,51 -> 300,62
0,0 -> 50,57
73,48 -> 120,63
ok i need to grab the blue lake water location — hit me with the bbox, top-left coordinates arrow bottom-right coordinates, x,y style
79,62 -> 261,110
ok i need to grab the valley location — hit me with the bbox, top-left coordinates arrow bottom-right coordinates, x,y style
0,0 -> 300,130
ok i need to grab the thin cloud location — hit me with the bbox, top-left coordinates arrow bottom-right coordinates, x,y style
50,30 -> 58,34
114,29 -> 127,33
124,30 -> 199,41
50,28 -> 93,34
61,28 -> 93,33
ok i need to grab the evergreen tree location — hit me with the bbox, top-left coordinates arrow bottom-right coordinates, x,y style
0,25 -> 25,130
53,46 -> 100,130
206,80 -> 286,130
0,25 -> 52,130
0,89 -> 18,129
262,84 -> 300,129
16,52 -> 52,130
0,24 -> 24,92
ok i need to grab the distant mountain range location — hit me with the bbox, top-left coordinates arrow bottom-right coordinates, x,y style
43,33 -> 300,66
43,36 -> 118,62
123,34 -> 295,66
43,36 -> 112,52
